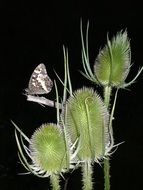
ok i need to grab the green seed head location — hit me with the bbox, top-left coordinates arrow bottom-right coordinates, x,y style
63,87 -> 110,162
94,30 -> 131,87
30,123 -> 70,175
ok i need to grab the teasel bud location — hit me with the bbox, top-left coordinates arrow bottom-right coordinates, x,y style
29,123 -> 71,176
94,31 -> 131,87
81,23 -> 143,88
63,87 -> 112,163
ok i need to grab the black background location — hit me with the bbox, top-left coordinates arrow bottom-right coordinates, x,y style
0,1 -> 143,190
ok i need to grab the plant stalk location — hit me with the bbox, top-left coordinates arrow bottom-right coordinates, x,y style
50,174 -> 61,190
103,158 -> 110,190
103,85 -> 112,190
82,161 -> 93,190
104,86 -> 112,107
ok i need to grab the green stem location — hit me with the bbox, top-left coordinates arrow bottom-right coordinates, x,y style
104,159 -> 110,190
50,174 -> 61,190
82,161 -> 93,190
103,85 -> 112,190
104,86 -> 112,107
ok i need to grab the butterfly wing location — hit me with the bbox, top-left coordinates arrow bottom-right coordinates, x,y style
26,63 -> 53,95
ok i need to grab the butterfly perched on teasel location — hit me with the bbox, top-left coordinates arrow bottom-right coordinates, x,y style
25,63 -> 53,95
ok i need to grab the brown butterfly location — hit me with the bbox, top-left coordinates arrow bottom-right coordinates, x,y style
25,63 -> 53,95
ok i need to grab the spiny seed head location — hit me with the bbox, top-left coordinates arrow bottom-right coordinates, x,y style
29,123 -> 70,175
94,30 -> 131,87
62,87 -> 112,162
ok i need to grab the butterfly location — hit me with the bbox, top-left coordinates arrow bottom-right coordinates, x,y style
25,63 -> 53,95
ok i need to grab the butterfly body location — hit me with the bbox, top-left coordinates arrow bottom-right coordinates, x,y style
26,63 -> 53,95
